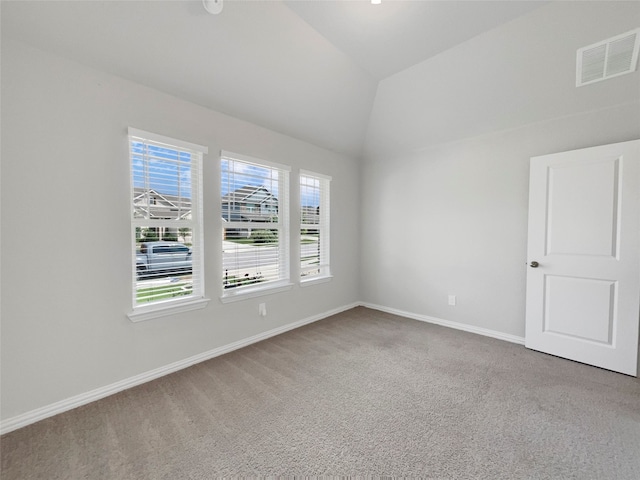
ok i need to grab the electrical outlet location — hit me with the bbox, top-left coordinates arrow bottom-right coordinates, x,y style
448,295 -> 456,306
259,303 -> 267,316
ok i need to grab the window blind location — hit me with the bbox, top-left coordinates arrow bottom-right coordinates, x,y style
129,128 -> 206,309
221,151 -> 290,293
300,171 -> 331,280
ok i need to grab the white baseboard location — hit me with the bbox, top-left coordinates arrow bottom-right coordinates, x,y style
360,302 -> 526,345
1,301 -> 522,435
0,302 -> 359,435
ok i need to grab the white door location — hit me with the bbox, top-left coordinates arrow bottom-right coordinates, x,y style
525,140 -> 640,376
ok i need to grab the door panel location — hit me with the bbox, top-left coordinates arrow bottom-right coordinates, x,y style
546,158 -> 619,257
525,140 -> 640,376
544,275 -> 615,345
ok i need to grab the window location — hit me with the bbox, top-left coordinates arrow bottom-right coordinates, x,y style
221,151 -> 291,300
300,171 -> 331,283
128,128 -> 208,321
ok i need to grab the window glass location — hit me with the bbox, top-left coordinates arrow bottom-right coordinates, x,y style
129,128 -> 206,314
221,152 -> 290,297
300,171 -> 331,281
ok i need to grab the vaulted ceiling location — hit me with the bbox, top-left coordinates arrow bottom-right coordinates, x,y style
284,0 -> 544,80
2,0 -> 545,157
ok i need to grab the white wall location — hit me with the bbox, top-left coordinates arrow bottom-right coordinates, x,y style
0,40 -> 361,422
2,0 -> 378,157
3,0 -> 640,428
365,1 -> 640,156
361,103 -> 640,337
360,2 -> 640,338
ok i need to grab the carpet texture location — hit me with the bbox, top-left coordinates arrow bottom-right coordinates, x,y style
2,307 -> 640,479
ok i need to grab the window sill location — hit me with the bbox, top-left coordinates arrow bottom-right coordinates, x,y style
127,297 -> 210,322
300,275 -> 333,287
220,281 -> 294,303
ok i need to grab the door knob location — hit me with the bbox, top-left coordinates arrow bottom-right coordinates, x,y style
530,261 -> 539,268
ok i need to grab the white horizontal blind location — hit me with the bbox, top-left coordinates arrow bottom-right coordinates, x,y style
221,152 -> 290,292
300,171 -> 330,279
129,128 -> 206,308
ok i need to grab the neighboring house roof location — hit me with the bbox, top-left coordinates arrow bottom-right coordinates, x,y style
222,185 -> 278,223
221,185 -> 277,205
301,205 -> 320,224
133,187 -> 191,220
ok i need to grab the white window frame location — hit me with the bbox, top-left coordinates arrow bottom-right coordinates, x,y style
220,151 -> 292,303
127,128 -> 209,321
300,170 -> 332,286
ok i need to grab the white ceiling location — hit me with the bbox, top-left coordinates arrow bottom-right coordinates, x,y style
1,0 -> 545,157
284,0 -> 544,80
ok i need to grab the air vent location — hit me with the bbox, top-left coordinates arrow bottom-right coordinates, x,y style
576,28 -> 640,87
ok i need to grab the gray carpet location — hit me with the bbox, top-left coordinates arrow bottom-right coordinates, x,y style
2,307 -> 640,479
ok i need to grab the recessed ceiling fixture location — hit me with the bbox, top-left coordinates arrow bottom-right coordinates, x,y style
203,0 -> 223,15
372,0 -> 382,5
